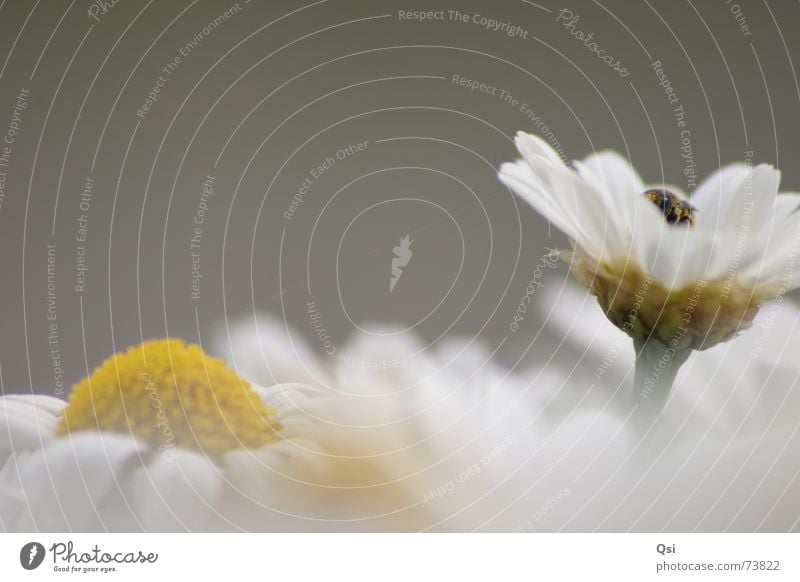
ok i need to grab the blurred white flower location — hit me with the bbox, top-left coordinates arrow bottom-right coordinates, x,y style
9,306 -> 795,533
498,132 -> 800,416
536,283 -> 800,530
220,307 -> 800,531
0,339 -> 329,532
217,314 -> 593,531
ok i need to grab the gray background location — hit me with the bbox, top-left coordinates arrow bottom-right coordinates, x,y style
0,0 -> 797,394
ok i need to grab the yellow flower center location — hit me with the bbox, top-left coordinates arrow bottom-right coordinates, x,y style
55,339 -> 279,457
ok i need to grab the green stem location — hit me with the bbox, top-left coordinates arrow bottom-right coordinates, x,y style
632,338 -> 691,425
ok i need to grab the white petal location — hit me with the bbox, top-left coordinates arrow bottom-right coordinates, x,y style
5,394 -> 67,417
0,432 -> 145,531
692,164 -> 751,231
253,382 -> 326,412
334,325 -> 436,396
253,382 -> 327,440
579,150 -> 645,221
570,160 -> 630,254
524,155 -> 623,261
503,136 -> 630,261
514,131 -> 567,168
220,437 -> 331,526
432,337 -> 498,394
673,228 -> 739,283
740,210 -> 800,286
213,313 -> 331,389
0,395 -> 65,460
773,193 -> 800,221
636,238 -> 673,286
498,161 -> 583,244
628,199 -> 680,283
128,450 -> 224,532
722,164 -> 781,232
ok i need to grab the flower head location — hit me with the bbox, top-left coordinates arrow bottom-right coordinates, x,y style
498,132 -> 800,352
222,311 -> 800,531
0,339 -> 327,531
57,338 -> 279,457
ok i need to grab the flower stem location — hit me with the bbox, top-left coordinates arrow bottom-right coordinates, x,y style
632,338 -> 691,425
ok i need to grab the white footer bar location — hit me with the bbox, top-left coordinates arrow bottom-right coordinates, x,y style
1,533 -> 797,580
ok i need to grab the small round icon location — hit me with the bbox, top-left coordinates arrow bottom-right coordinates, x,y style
20,542 -> 46,570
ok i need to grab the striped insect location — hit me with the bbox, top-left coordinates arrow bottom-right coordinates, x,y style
642,188 -> 696,226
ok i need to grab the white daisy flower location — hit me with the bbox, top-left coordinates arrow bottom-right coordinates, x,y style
533,282 -> 800,530
0,339 -> 330,532
218,314 -> 588,530
223,310 -> 800,531
539,282 -> 800,433
498,132 -> 800,418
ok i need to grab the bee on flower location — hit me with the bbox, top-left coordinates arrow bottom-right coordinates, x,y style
498,132 -> 800,418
